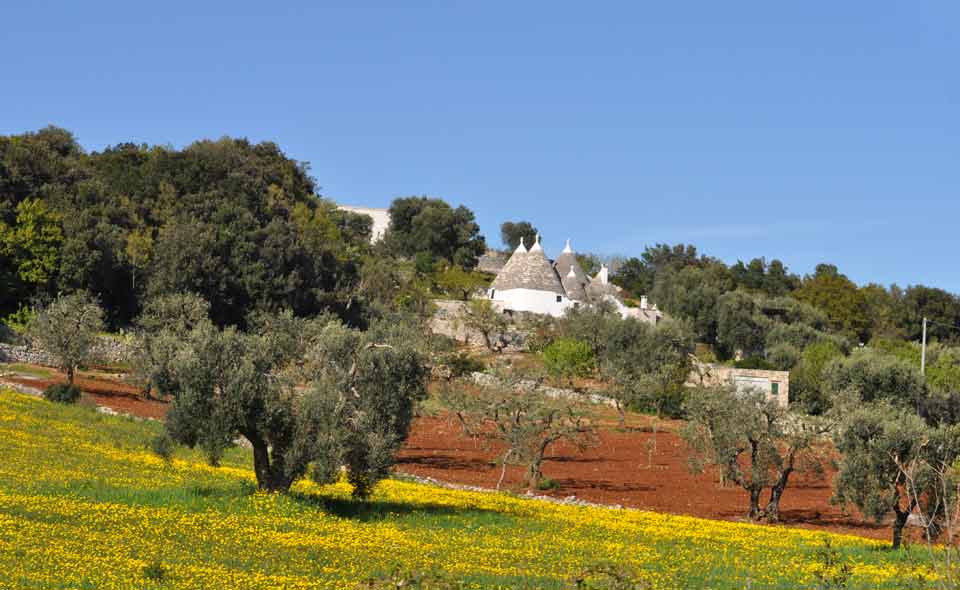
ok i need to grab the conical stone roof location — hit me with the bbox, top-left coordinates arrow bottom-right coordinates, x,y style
490,235 -> 565,295
561,267 -> 587,301
553,239 -> 589,301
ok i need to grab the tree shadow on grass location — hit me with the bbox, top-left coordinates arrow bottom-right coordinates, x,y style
396,454 -> 493,472
287,491 -> 502,522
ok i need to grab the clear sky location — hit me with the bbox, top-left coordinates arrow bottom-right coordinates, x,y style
2,1 -> 957,291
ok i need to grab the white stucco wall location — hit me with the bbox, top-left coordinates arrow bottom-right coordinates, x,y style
489,288 -> 575,318
336,206 -> 390,243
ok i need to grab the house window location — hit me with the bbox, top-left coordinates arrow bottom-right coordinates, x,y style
771,382 -> 780,396
556,295 -> 562,303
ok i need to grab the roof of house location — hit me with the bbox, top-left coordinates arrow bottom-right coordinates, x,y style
477,250 -> 509,274
561,266 -> 587,301
553,239 -> 589,301
490,235 -> 566,295
585,265 -> 624,302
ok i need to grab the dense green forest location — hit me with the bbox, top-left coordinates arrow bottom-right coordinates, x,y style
0,127 -> 488,329
2,126 -> 958,354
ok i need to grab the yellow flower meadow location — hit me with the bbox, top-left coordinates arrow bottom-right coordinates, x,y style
0,389 -> 937,589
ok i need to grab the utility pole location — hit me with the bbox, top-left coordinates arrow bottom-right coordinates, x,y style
921,317 -> 927,376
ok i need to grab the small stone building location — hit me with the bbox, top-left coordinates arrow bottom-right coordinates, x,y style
688,361 -> 790,408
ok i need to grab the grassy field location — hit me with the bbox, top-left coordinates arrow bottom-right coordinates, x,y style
0,388 -> 939,589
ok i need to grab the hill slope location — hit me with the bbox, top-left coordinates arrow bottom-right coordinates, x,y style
0,389 -> 933,589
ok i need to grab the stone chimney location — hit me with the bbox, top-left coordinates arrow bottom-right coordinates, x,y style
640,296 -> 648,309
598,264 -> 609,285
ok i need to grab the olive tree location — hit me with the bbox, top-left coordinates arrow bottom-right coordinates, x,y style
833,402 -> 960,549
299,321 -> 428,497
456,299 -> 506,351
164,314 -> 428,496
28,292 -> 104,385
682,386 -> 832,522
131,292 -> 211,399
823,348 -> 926,409
443,378 -> 596,491
601,318 -> 693,423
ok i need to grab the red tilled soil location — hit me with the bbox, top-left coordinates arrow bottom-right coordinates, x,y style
4,369 -> 900,541
398,415 -> 895,541
5,374 -> 169,420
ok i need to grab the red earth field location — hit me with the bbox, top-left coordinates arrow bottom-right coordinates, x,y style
3,369 -> 901,542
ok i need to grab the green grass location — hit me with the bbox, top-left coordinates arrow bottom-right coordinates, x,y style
0,388 -> 941,589
0,362 -> 54,379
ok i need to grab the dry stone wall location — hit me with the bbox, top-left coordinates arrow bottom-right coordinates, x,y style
0,336 -> 133,367
430,299 -> 528,352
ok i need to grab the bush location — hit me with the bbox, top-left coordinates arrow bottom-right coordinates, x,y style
2,304 -> 35,335
733,356 -> 776,370
142,560 -> 167,582
765,343 -> 801,371
647,387 -> 687,420
42,383 -> 81,404
543,337 -> 595,386
537,477 -> 559,491
444,352 -> 485,378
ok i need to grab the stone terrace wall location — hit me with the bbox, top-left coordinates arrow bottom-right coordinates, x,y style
430,299 -> 528,352
0,336 -> 133,367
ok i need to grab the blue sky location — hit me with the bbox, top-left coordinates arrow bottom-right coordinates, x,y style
2,2 -> 957,291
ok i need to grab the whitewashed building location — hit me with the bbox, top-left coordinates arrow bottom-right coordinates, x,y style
488,236 -> 576,317
336,205 -> 390,243
488,236 -> 661,322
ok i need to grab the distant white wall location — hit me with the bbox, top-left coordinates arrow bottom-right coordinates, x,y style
337,206 -> 390,243
490,288 -> 575,318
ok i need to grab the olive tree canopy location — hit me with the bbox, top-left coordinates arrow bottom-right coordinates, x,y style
28,292 -> 104,385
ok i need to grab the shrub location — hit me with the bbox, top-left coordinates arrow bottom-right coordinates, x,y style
542,337 -> 594,386
537,477 -> 559,491
574,562 -> 651,589
733,356 -> 776,370
2,304 -> 35,335
42,383 -> 81,404
444,352 -> 485,378
766,343 -> 801,371
142,560 -> 167,582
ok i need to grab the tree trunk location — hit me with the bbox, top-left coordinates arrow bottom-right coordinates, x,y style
249,434 -> 292,492
892,508 -> 909,550
497,450 -> 512,491
527,459 -> 543,492
764,468 -> 793,523
748,487 -> 763,521
765,485 -> 784,523
66,365 -> 75,386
